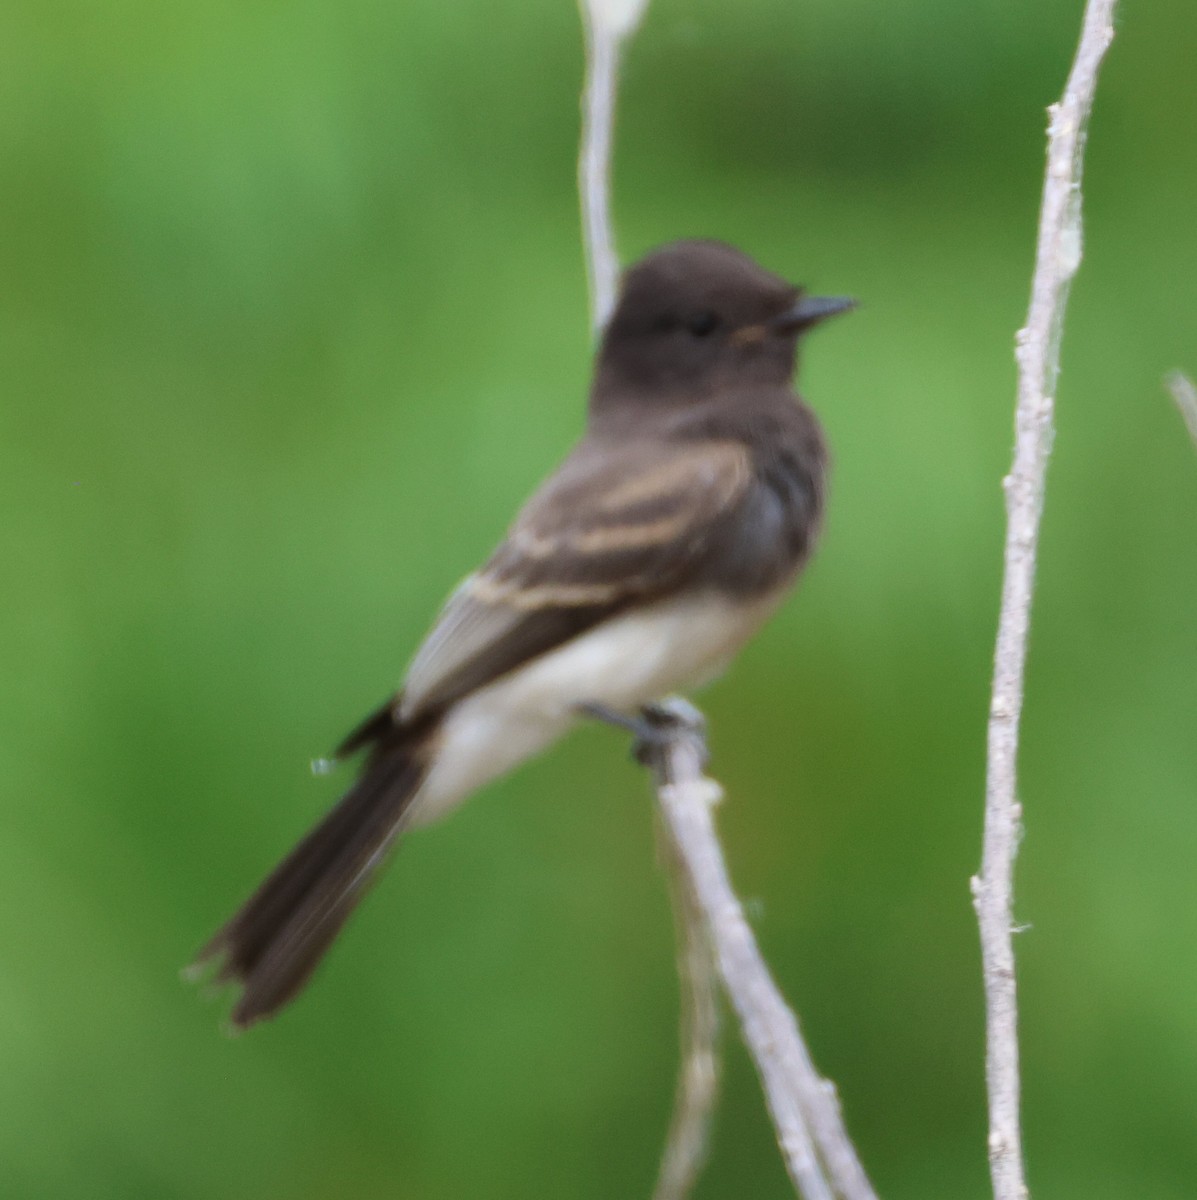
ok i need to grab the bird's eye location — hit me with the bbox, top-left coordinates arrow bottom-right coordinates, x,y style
686,311 -> 720,338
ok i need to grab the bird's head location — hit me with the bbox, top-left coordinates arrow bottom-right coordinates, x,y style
593,239 -> 854,405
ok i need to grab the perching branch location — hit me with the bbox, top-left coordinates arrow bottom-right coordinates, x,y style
1165,371 -> 1197,451
973,4 -> 1117,1200
642,702 -> 878,1200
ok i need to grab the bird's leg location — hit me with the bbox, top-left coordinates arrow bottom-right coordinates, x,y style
576,696 -> 709,768
575,701 -> 658,743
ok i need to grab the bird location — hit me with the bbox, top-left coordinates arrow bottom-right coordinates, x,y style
193,238 -> 854,1028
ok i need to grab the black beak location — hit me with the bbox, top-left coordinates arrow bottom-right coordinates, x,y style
771,294 -> 857,333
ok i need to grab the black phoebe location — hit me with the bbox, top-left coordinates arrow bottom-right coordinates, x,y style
195,239 -> 854,1027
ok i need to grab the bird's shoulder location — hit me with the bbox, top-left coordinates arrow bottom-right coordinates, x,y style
504,429 -> 754,558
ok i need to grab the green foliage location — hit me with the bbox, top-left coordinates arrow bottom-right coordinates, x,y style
3,0 -> 1196,1196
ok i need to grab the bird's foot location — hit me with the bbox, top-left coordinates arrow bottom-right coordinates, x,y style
576,696 -> 709,769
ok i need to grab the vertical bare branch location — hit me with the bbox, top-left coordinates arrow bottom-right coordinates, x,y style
1165,372 -> 1197,451
578,0 -> 648,333
974,4 -> 1118,1199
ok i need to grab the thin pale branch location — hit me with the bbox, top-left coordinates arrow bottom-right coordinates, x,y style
1165,371 -> 1197,451
973,4 -> 1117,1200
643,702 -> 878,1200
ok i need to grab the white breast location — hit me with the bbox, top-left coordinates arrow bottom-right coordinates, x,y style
409,589 -> 783,825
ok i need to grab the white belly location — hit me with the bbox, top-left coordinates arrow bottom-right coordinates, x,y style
409,589 -> 782,824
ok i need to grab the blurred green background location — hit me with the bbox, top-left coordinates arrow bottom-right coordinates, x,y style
3,0 -> 1197,1196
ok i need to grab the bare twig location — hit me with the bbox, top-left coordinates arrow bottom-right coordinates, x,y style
643,702 -> 878,1200
1165,371 -> 1197,451
974,4 -> 1117,1199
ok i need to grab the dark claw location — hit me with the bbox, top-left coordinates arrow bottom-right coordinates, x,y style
636,698 -> 709,769
641,697 -> 707,736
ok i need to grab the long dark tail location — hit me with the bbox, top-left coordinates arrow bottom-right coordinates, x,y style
194,703 -> 435,1029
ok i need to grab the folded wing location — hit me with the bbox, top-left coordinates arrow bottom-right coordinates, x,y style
399,437 -> 753,719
